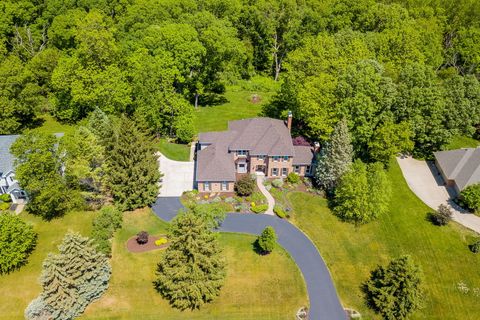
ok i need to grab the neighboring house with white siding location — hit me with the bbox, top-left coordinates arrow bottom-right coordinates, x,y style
0,135 -> 27,204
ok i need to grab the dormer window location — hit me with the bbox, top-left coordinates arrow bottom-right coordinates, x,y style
237,150 -> 248,156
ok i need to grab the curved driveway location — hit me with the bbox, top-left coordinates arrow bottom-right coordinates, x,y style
151,197 -> 346,320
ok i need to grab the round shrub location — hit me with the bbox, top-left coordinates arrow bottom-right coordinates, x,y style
272,178 -> 284,188
235,175 -> 256,196
429,204 -> 452,226
0,202 -> 10,211
0,193 -> 11,202
257,226 -> 277,254
273,205 -> 286,218
459,183 -> 480,212
136,231 -> 149,245
155,237 -> 168,246
251,204 -> 268,213
470,240 -> 480,253
287,172 -> 300,184
0,212 -> 37,274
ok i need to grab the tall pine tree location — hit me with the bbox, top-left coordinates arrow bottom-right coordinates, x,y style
105,116 -> 161,211
27,232 -> 111,320
154,212 -> 226,310
314,118 -> 353,191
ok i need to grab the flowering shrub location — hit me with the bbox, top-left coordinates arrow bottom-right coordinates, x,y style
155,237 -> 168,246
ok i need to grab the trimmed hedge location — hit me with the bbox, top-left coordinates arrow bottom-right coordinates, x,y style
273,205 -> 286,218
251,203 -> 268,213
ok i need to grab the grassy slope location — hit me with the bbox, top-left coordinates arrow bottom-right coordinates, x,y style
194,90 -> 271,133
0,210 -> 96,319
83,208 -> 307,319
31,114 -> 76,135
154,138 -> 190,161
446,135 -> 480,150
289,161 -> 480,319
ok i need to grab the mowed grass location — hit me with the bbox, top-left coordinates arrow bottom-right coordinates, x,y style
194,89 -> 272,133
31,114 -> 76,135
288,160 -> 480,319
446,135 -> 480,150
154,138 -> 191,161
0,210 -> 97,319
82,208 -> 307,319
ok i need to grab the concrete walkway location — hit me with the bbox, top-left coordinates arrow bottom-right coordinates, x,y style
157,152 -> 194,197
151,197 -> 347,320
397,156 -> 480,234
255,173 -> 275,215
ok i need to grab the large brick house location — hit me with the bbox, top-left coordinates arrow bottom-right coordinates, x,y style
195,114 -> 316,193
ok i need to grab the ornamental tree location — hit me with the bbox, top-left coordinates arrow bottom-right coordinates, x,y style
257,226 -> 277,254
154,212 -> 225,310
0,212 -> 37,274
364,255 -> 424,320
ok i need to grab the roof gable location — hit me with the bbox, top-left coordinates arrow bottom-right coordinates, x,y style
434,147 -> 480,190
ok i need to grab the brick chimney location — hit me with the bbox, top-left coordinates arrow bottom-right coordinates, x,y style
287,111 -> 292,132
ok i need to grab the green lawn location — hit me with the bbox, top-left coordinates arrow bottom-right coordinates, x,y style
446,135 -> 480,150
31,114 -> 76,135
288,160 -> 480,319
154,138 -> 191,161
83,208 -> 307,319
0,210 -> 97,319
194,89 -> 272,133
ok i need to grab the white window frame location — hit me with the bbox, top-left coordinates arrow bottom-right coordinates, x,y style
272,168 -> 279,176
281,168 -> 288,176
306,166 -> 312,175
283,156 -> 289,162
273,156 -> 280,162
257,155 -> 266,161
204,182 -> 211,191
294,165 -> 301,174
221,181 -> 227,191
237,150 -> 248,156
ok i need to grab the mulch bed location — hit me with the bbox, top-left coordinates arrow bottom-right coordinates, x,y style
126,235 -> 169,253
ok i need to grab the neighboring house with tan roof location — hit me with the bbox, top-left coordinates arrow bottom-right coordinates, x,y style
434,147 -> 480,194
195,114 -> 317,193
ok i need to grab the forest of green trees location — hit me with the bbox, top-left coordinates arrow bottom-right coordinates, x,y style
1,0 -> 479,158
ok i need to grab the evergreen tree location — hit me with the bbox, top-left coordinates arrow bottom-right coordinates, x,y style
315,118 -> 353,191
154,212 -> 226,310
33,232 -> 111,320
364,255 -> 424,320
256,226 -> 277,254
105,116 -> 161,211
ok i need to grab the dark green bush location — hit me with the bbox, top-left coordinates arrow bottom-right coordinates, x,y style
470,240 -> 480,253
235,175 -> 256,196
251,203 -> 268,213
429,204 -> 452,226
273,205 -> 286,218
256,226 -> 277,254
286,172 -> 300,184
91,206 -> 123,256
459,183 -> 480,212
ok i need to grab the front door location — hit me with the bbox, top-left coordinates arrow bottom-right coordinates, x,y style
256,165 -> 266,174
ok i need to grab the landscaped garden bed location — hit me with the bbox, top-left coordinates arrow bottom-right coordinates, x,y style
126,232 -> 169,253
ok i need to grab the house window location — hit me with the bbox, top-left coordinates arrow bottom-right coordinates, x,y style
271,168 -> 279,176
273,156 -> 280,162
283,156 -> 289,162
306,166 -> 312,175
282,168 -> 288,176
221,181 -> 228,191
294,165 -> 301,174
237,163 -> 247,173
237,150 -> 248,156
257,155 -> 266,161
204,182 -> 211,191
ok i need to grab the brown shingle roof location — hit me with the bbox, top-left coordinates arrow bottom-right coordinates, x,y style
293,146 -> 315,165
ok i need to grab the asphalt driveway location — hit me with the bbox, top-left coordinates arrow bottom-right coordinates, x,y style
157,152 -> 194,197
397,156 -> 480,233
151,197 -> 346,320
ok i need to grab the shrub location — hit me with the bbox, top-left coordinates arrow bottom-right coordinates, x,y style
251,203 -> 268,213
287,172 -> 300,184
257,226 -> 277,254
274,205 -> 286,218
25,297 -> 52,320
429,204 -> 452,226
0,202 -> 10,211
459,183 -> 480,212
470,240 -> 480,253
246,191 -> 266,204
155,237 -> 168,246
136,231 -> 149,244
0,193 -> 11,202
0,212 -> 37,274
272,178 -> 284,188
91,206 -> 123,256
235,175 -> 256,196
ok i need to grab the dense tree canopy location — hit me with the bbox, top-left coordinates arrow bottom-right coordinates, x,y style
0,0 -> 478,155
